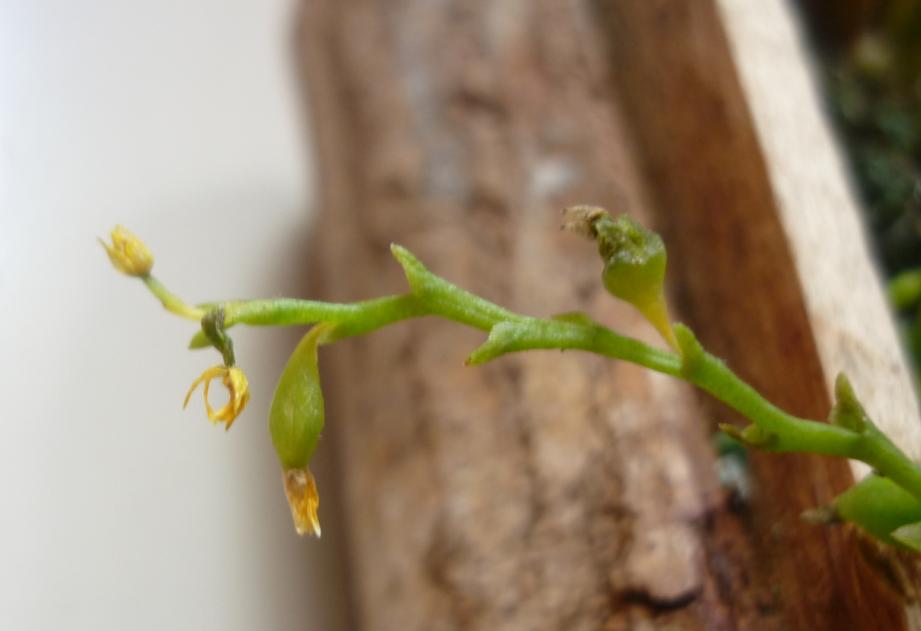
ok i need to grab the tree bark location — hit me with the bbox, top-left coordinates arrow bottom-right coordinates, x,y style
297,1 -> 918,629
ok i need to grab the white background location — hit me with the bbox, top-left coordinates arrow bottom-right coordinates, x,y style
0,1 -> 350,629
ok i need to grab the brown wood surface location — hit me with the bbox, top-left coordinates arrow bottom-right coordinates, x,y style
297,0 -> 920,628
604,1 -> 921,627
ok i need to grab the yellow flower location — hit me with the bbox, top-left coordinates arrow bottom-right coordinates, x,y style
283,467 -> 322,537
183,365 -> 250,430
99,225 -> 154,277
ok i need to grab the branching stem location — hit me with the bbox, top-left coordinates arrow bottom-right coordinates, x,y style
139,243 -> 921,509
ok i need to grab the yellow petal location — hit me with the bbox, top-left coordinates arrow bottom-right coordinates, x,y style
100,225 -> 154,276
222,368 -> 250,430
283,467 -> 321,537
183,365 -> 250,430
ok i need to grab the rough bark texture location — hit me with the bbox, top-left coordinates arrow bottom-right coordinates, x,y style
297,0 -> 918,629
603,1 -> 921,627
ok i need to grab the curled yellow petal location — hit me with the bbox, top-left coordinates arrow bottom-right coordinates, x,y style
99,225 -> 154,276
183,365 -> 250,430
283,467 -> 321,537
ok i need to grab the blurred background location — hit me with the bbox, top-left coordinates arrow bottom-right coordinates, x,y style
3,0 -> 921,630
800,0 -> 921,380
1,1 -> 350,629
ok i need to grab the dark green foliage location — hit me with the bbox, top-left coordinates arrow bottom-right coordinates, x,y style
812,1 -> 921,376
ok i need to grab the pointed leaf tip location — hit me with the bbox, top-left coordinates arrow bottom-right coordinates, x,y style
891,522 -> 921,552
830,372 -> 869,433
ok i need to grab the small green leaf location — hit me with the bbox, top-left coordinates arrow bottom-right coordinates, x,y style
467,322 -> 527,365
891,522 -> 921,552
833,474 -> 921,547
188,329 -> 213,349
390,243 -> 433,296
717,423 -> 775,448
829,373 -> 869,433
269,324 -> 332,470
674,323 -> 703,372
741,425 -> 775,446
467,319 -> 573,365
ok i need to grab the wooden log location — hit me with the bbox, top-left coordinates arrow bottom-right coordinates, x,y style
297,0 -> 921,628
605,0 -> 921,627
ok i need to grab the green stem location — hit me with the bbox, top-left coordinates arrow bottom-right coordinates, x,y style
465,317 -> 682,376
142,275 -> 205,320
137,246 -> 921,508
855,425 -> 921,501
686,350 -> 861,456
224,294 -> 429,339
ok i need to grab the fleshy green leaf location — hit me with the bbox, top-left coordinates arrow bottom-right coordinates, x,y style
269,324 -> 330,469
833,474 -> 921,546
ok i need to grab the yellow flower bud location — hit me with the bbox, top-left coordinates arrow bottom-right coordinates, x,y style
99,225 -> 154,277
183,365 -> 251,430
283,467 -> 322,537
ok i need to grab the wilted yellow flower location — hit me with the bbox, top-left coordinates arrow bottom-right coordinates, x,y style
99,225 -> 154,276
183,365 -> 250,430
283,467 -> 321,537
